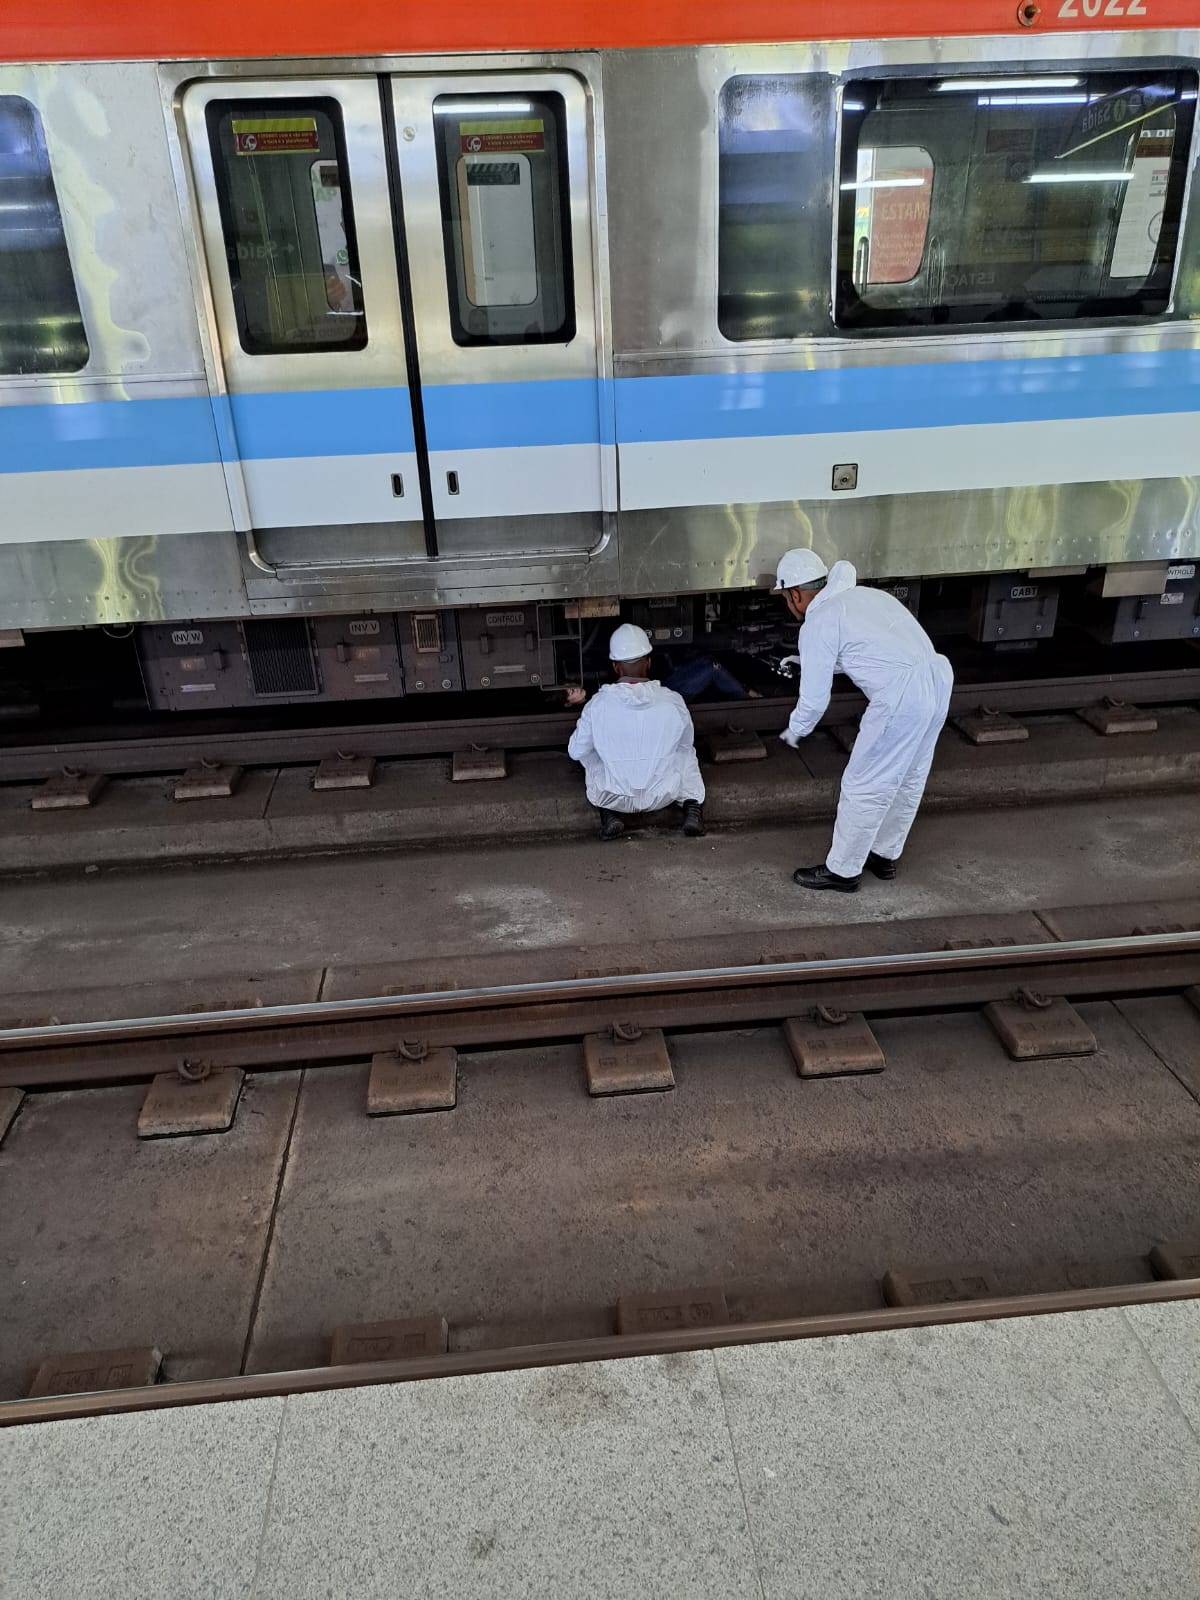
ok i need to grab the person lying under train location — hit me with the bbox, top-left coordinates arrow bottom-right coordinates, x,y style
773,549 -> 953,893
565,623 -> 706,842
658,649 -> 750,702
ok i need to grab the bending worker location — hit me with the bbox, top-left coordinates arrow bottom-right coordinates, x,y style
567,623 -> 706,841
774,549 -> 953,892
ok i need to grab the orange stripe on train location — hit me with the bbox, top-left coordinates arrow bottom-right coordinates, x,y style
1,0 -> 1193,64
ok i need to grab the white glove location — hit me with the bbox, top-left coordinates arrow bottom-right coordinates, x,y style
779,728 -> 802,749
777,655 -> 802,677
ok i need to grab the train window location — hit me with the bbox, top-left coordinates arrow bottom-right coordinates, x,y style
432,92 -> 575,345
0,97 -> 88,376
836,71 -> 1197,330
717,75 -> 835,341
206,99 -> 366,355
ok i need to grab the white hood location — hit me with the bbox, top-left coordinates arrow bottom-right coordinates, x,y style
608,679 -> 660,708
807,559 -> 857,617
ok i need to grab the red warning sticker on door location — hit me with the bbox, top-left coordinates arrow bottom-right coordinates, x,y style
459,119 -> 544,154
233,117 -> 319,155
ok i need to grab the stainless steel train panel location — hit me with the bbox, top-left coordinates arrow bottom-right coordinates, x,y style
240,538 -> 619,615
0,530 -> 248,633
240,509 -> 612,589
0,62 -> 214,382
604,34 -> 1200,592
605,33 -> 1200,354
0,62 -> 239,576
615,472 -> 1200,592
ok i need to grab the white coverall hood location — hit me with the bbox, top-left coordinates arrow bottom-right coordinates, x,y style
785,562 -> 953,877
810,559 -> 857,605
567,679 -> 706,814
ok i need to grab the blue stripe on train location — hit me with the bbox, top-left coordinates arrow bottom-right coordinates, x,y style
422,378 -> 612,449
615,348 -> 1200,443
0,388 -> 419,474
230,379 -> 607,455
0,351 -> 1196,473
0,396 -> 222,474
228,387 -> 415,457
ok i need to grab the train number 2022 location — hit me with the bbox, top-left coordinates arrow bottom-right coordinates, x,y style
1057,0 -> 1146,15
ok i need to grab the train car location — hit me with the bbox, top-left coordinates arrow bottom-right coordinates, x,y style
1,2 -> 1198,711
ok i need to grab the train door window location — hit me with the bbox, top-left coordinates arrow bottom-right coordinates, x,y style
206,99 -> 367,354
0,97 -> 88,375
717,75 -> 835,341
836,71 -> 1197,330
432,92 -> 574,345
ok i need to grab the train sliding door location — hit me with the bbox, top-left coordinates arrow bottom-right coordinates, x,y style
184,70 -> 606,574
182,78 -> 428,565
388,72 -> 608,559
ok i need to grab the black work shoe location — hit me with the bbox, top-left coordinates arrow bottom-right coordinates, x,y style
793,863 -> 860,893
866,851 -> 898,880
598,811 -> 625,842
681,801 -> 706,838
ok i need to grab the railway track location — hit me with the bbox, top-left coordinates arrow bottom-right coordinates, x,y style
2,927 -> 1198,1426
7,1282 -> 1197,1429
3,666 -> 1199,784
0,928 -> 1198,1086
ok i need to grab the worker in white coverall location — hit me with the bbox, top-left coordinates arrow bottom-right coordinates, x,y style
566,623 -> 706,842
774,549 -> 954,892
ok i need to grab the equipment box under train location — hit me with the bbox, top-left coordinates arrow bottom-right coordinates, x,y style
139,606 -> 561,709
458,606 -> 552,692
1086,569 -> 1200,645
968,576 -> 1059,646
139,617 -> 401,711
139,622 -> 256,712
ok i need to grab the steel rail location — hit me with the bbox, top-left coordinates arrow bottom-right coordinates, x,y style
1,930 -> 1196,1053
2,1277 -> 1196,1428
3,667 -> 1198,783
9,949 -> 1198,1089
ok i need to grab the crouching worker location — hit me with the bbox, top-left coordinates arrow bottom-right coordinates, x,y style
773,549 -> 953,892
566,624 -> 706,841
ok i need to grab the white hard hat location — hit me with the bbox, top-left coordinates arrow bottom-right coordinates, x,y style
608,622 -> 653,662
772,548 -> 829,592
